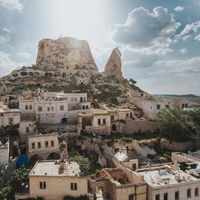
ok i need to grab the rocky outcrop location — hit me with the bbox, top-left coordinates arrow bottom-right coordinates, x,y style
36,37 -> 99,77
104,48 -> 123,78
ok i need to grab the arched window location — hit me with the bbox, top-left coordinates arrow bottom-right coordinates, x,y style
82,105 -> 85,110
25,105 -> 28,110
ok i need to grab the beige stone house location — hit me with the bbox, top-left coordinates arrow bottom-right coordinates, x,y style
89,168 -> 147,200
29,160 -> 88,200
27,133 -> 60,164
77,109 -> 111,135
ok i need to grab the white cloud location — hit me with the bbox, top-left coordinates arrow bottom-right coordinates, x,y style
2,28 -> 10,33
194,34 -> 200,41
111,7 -> 181,49
0,35 -> 9,45
174,6 -> 184,12
17,52 -> 32,59
152,57 -> 200,76
178,21 -> 200,41
0,51 -> 21,75
180,48 -> 188,54
0,0 -> 23,11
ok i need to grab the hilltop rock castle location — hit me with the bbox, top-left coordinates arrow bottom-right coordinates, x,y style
36,37 -> 100,78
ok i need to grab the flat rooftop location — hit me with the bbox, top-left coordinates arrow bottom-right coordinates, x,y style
30,160 -> 80,177
136,165 -> 200,187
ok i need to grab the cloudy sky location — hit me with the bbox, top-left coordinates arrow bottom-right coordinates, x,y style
0,0 -> 200,95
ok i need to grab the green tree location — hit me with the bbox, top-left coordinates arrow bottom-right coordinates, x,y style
69,155 -> 90,176
187,109 -> 200,145
129,78 -> 137,85
0,168 -> 30,199
156,108 -> 194,142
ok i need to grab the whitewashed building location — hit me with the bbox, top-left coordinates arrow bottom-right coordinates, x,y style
19,90 -> 91,124
0,103 -> 20,127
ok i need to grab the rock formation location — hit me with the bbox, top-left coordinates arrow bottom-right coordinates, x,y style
36,37 -> 99,77
104,48 -> 123,78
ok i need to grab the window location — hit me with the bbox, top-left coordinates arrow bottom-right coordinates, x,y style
165,105 -> 169,109
187,189 -> 191,198
38,142 -> 41,149
60,105 -> 64,111
25,105 -> 28,110
155,194 -> 160,200
103,119 -> 106,124
70,183 -> 77,191
98,119 -> 101,125
164,193 -> 168,200
157,104 -> 161,110
8,118 -> 14,125
38,106 -> 42,112
39,182 -> 46,189
128,194 -> 134,200
51,141 -> 54,146
195,188 -> 199,197
45,141 -> 48,148
32,143 -> 35,149
126,113 -> 129,117
29,105 -> 32,110
175,191 -> 179,200
47,107 -> 50,111
26,127 -> 30,133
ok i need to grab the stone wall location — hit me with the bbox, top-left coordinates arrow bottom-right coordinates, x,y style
112,120 -> 158,134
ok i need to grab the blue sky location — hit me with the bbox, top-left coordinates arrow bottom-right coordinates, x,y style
0,0 -> 200,94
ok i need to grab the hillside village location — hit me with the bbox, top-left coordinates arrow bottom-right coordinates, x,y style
0,37 -> 200,200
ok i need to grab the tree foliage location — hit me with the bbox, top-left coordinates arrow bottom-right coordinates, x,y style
69,155 -> 90,176
0,168 -> 30,199
156,108 -> 195,142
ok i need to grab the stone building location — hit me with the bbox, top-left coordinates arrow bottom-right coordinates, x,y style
27,133 -> 60,164
132,99 -> 171,119
28,160 -> 88,200
0,103 -> 20,128
89,168 -> 147,200
19,90 -> 91,125
135,164 -> 200,200
77,109 -> 111,135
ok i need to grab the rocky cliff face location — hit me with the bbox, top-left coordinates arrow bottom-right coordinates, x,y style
36,37 -> 99,77
104,48 -> 123,78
